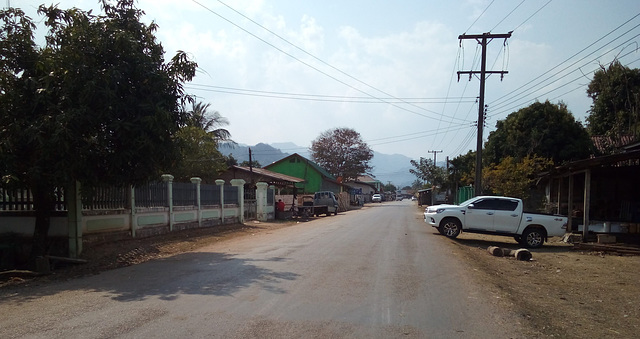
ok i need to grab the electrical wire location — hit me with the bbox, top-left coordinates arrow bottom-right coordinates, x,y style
490,0 -> 526,32
488,16 -> 640,112
185,84 -> 476,104
202,0 -> 466,123
490,32 -> 640,116
464,0 -> 495,34
512,0 -> 553,33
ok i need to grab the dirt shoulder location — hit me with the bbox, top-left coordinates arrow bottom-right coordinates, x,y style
435,219 -> 640,338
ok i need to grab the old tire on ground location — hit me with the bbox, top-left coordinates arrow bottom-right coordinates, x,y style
520,227 -> 545,248
439,218 -> 461,239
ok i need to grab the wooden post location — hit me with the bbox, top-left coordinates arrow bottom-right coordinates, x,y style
582,170 -> 591,239
567,174 -> 574,232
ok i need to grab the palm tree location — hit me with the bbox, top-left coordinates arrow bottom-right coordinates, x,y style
185,102 -> 234,147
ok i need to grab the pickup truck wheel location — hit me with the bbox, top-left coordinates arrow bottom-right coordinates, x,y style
513,236 -> 521,243
439,218 -> 461,239
521,228 -> 544,248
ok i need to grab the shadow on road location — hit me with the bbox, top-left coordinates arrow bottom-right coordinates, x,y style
2,252 -> 300,304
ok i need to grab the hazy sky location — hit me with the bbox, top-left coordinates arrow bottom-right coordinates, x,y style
16,0 -> 640,164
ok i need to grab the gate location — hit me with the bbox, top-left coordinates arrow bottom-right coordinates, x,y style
244,186 -> 257,220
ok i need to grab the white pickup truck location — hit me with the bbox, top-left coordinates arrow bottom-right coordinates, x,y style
424,196 -> 567,248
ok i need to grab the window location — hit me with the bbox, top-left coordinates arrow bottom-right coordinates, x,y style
495,199 -> 518,211
471,198 -> 498,210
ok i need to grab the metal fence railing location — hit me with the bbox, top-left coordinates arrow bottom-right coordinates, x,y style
82,186 -> 128,210
134,182 -> 168,208
173,182 -> 197,207
1,180 -> 246,212
201,184 -> 221,205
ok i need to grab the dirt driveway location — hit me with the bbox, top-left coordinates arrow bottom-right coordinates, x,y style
2,215 -> 639,338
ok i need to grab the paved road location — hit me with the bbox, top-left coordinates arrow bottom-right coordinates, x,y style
1,201 -> 523,338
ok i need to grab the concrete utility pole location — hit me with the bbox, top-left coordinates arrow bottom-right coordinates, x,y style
428,150 -> 443,166
457,32 -> 511,196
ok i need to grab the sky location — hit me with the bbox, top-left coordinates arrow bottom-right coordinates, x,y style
15,0 -> 640,167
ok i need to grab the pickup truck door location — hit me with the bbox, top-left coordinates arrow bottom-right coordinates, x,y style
465,198 -> 497,230
492,199 -> 521,233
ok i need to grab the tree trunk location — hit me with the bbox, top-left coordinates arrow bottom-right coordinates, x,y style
28,183 -> 54,269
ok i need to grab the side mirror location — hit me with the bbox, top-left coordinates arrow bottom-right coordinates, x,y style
467,204 -> 475,209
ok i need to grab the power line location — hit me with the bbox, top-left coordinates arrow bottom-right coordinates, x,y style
489,32 -> 640,116
489,18 -> 640,112
490,0 -> 526,32
185,84 -> 476,104
195,0 -> 462,123
512,0 -> 553,33
464,0 -> 495,34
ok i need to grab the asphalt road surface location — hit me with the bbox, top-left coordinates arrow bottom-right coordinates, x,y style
1,201 -> 524,338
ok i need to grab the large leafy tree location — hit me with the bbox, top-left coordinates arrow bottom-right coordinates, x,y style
0,1 -> 196,263
586,60 -> 640,139
483,155 -> 553,199
310,127 -> 373,181
448,150 -> 476,188
484,100 -> 593,165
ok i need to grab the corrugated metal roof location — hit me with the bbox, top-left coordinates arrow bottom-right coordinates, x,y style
232,166 -> 305,183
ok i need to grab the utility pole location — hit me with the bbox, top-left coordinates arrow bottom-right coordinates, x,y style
428,150 -> 443,165
457,32 -> 511,196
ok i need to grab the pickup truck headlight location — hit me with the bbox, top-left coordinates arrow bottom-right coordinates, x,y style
436,208 -> 446,213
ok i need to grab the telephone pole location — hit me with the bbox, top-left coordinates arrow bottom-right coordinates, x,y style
457,32 -> 511,196
428,150 -> 443,165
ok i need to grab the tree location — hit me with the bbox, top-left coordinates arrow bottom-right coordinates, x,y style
484,100 -> 593,165
383,183 -> 397,192
448,150 -> 476,188
239,160 -> 262,168
225,154 -> 239,167
310,128 -> 373,181
0,1 -> 197,264
483,155 -> 553,200
184,102 -> 233,146
409,157 -> 446,188
586,60 -> 640,139
170,102 -> 233,183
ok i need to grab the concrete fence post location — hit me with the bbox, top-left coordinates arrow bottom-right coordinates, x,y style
256,182 -> 268,222
230,179 -> 245,224
191,177 -> 202,227
67,181 -> 83,258
130,185 -> 137,238
215,179 -> 225,224
162,174 -> 174,231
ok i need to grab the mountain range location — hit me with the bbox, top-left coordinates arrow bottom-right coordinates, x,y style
219,142 -> 416,188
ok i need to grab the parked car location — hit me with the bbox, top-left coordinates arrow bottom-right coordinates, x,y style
312,191 -> 339,216
424,196 -> 567,248
396,196 -> 403,201
372,194 -> 382,203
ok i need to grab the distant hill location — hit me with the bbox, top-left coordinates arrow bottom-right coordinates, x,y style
219,143 -> 289,167
219,143 -> 416,187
